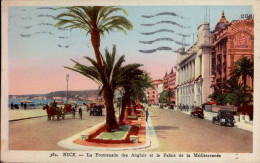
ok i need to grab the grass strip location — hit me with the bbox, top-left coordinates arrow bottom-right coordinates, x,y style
95,125 -> 131,140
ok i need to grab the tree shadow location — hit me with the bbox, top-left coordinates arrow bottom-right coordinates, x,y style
153,126 -> 179,130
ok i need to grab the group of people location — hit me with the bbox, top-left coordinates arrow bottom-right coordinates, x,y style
10,102 -> 27,110
71,106 -> 83,119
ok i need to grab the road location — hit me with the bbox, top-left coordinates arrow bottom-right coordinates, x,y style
9,110 -> 106,150
148,107 -> 252,153
9,107 -> 252,152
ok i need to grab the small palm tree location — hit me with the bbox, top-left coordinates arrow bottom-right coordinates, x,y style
65,45 -> 134,131
230,56 -> 253,88
223,77 -> 253,106
159,88 -> 175,105
208,90 -> 226,105
119,72 -> 153,123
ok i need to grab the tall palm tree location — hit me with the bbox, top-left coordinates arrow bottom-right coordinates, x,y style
65,45 -> 131,131
230,56 -> 253,88
55,6 -> 133,131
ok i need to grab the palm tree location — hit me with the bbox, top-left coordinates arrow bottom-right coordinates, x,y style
230,56 -> 253,88
223,77 -> 253,106
230,56 -> 253,106
119,72 -> 153,124
208,90 -> 226,105
65,45 -> 132,131
159,88 -> 175,105
55,6 -> 133,131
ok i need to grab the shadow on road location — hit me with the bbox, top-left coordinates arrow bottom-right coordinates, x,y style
153,126 -> 179,130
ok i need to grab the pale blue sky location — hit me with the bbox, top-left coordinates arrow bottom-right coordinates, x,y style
8,6 -> 253,94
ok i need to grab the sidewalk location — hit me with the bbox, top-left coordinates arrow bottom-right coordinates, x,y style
180,109 -> 253,132
9,109 -> 47,121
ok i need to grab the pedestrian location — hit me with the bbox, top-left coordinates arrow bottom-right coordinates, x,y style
72,107 -> 76,119
11,102 -> 14,109
79,107 -> 82,119
145,108 -> 149,122
52,100 -> 57,108
24,103 -> 27,110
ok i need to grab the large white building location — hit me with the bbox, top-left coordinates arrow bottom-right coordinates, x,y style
175,23 -> 214,107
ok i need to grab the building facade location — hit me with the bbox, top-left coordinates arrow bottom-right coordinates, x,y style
147,80 -> 163,105
176,23 -> 214,107
157,83 -> 163,101
211,13 -> 254,90
163,69 -> 176,103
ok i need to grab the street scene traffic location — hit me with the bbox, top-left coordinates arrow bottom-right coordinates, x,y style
3,5 -> 255,162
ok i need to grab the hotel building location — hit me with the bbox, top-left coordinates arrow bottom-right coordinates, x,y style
147,80 -> 163,105
163,69 -> 176,103
175,22 -> 214,107
211,12 -> 254,90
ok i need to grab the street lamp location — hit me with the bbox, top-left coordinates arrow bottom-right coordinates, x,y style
66,74 -> 69,103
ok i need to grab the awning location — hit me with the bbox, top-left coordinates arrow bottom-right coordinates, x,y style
208,101 -> 217,105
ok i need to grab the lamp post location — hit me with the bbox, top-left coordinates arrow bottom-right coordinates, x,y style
66,74 -> 69,103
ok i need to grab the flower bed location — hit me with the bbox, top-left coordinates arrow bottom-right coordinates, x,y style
71,109 -> 147,147
95,125 -> 131,140
82,124 -> 140,144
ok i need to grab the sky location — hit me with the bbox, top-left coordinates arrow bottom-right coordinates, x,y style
7,6 -> 253,95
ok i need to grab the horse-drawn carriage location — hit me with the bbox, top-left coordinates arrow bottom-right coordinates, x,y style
43,102 -> 73,121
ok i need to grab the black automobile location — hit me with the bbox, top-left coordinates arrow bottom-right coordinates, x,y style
90,105 -> 103,116
212,110 -> 235,127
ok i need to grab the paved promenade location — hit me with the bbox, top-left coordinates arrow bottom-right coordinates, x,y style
9,108 -> 47,121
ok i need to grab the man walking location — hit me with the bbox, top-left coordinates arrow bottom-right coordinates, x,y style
79,107 -> 82,119
145,108 -> 149,122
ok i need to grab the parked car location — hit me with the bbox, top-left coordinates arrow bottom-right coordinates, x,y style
212,110 -> 235,127
190,107 -> 204,119
90,105 -> 103,116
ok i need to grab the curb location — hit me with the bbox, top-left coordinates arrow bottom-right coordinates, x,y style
9,115 -> 47,122
57,117 -> 156,151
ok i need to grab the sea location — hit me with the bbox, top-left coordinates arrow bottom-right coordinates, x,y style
8,99 -> 92,106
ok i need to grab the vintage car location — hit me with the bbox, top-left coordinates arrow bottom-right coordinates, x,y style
90,105 -> 103,116
190,107 -> 204,119
212,110 -> 235,127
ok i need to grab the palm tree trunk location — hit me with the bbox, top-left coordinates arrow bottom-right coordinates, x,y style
119,93 -> 130,124
104,87 -> 118,131
91,29 -> 118,132
242,74 -> 247,106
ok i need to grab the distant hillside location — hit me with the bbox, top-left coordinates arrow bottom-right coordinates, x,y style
46,89 -> 100,99
9,89 -> 101,99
